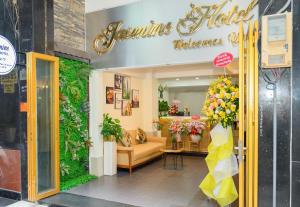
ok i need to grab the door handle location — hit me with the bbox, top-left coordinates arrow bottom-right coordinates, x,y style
234,140 -> 247,164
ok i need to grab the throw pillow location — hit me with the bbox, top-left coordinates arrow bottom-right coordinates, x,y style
136,128 -> 147,144
120,130 -> 132,147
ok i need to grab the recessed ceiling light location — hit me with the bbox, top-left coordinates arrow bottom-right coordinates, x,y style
195,77 -> 199,80
176,78 -> 180,81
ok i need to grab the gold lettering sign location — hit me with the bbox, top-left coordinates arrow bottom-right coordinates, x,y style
176,0 -> 258,36
94,21 -> 173,55
93,0 -> 258,55
228,32 -> 239,45
173,38 -> 223,50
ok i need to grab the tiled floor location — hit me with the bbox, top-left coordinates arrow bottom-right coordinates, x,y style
42,193 -> 136,207
67,156 -> 218,207
6,201 -> 47,207
0,197 -> 16,207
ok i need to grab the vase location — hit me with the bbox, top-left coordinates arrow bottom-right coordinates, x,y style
104,141 -> 117,176
176,133 -> 182,142
172,140 -> 177,150
191,135 -> 201,143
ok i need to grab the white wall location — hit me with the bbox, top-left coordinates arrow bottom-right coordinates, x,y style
168,91 -> 207,115
85,0 -> 140,13
89,70 -> 157,176
102,72 -> 144,130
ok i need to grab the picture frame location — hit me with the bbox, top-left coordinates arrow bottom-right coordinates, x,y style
114,74 -> 122,90
132,89 -> 139,108
114,92 -> 122,109
121,100 -> 132,116
122,76 -> 131,99
106,87 -> 114,104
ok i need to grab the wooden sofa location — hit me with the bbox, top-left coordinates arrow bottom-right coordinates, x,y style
117,130 -> 166,175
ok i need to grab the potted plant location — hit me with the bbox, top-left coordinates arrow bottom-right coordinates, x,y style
100,113 -> 123,175
159,100 -> 169,117
153,119 -> 162,137
186,120 -> 206,143
169,120 -> 186,150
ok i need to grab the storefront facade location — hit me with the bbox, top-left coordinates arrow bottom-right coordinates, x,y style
0,0 -> 299,206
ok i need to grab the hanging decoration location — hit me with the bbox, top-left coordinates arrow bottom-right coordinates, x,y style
158,84 -> 167,99
200,76 -> 239,207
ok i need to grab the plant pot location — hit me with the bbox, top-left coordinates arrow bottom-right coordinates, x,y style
104,141 -> 117,176
191,135 -> 201,143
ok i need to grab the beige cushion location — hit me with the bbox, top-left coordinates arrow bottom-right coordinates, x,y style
120,130 -> 132,147
127,130 -> 137,145
133,142 -> 164,161
136,128 -> 147,144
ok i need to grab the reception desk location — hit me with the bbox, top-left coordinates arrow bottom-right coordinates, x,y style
160,116 -> 239,154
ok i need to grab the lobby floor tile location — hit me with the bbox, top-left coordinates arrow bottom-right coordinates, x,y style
7,201 -> 47,207
0,197 -> 17,207
67,156 -> 219,207
42,193 -> 135,207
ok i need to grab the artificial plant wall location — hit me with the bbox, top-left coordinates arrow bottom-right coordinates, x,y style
59,58 -> 95,190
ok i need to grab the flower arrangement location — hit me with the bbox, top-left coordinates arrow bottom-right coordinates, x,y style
169,120 -> 186,135
169,120 -> 186,148
186,121 -> 206,136
202,76 -> 239,128
168,103 -> 179,116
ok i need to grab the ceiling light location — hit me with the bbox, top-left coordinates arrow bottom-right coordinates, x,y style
195,77 -> 199,80
176,78 -> 180,81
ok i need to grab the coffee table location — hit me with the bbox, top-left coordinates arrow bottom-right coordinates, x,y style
160,148 -> 184,169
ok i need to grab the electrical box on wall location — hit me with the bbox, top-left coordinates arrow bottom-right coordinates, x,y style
262,12 -> 292,68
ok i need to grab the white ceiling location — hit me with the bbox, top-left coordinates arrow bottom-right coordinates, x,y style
105,60 -> 239,80
85,0 -> 141,13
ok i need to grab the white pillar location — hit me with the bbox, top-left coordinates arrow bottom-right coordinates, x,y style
89,70 -> 104,177
142,72 -> 158,132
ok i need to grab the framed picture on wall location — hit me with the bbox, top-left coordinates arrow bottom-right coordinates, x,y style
121,100 -> 132,116
106,87 -> 114,104
114,74 -> 122,90
122,76 -> 131,99
114,92 -> 122,109
132,89 -> 139,108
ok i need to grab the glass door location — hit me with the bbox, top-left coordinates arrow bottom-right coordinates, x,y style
27,52 -> 59,201
238,21 -> 259,207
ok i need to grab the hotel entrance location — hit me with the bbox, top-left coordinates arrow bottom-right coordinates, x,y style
53,0 -> 261,206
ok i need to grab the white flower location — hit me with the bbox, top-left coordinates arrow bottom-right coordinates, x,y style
226,109 -> 231,114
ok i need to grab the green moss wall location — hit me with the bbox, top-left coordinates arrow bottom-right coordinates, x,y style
59,58 -> 96,190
